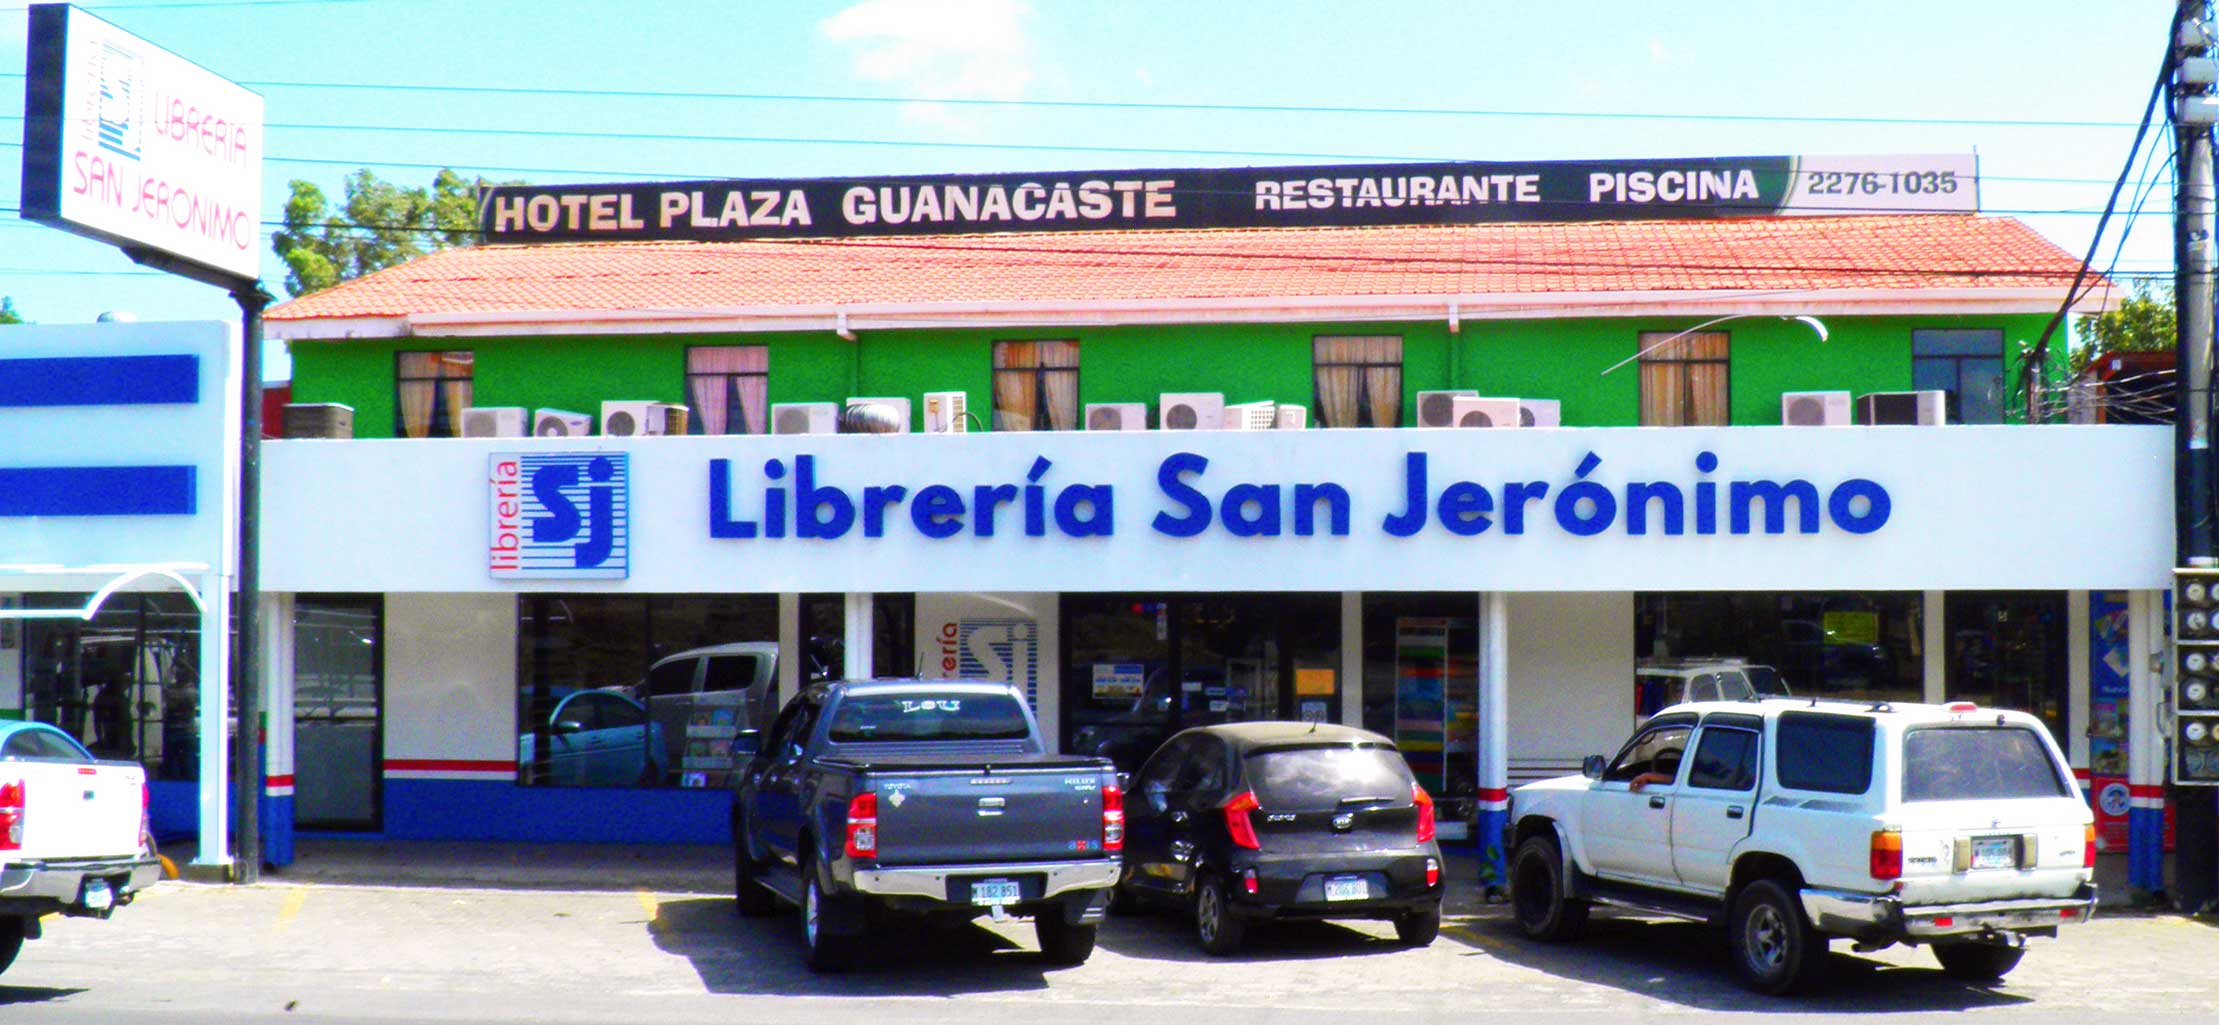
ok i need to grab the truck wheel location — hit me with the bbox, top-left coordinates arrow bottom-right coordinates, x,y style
1394,905 -> 1442,946
1510,833 -> 1589,941
1035,915 -> 1098,966
731,822 -> 774,918
1730,878 -> 1826,995
1194,874 -> 1246,957
1933,941 -> 2025,981
0,917 -> 21,977
800,857 -> 859,974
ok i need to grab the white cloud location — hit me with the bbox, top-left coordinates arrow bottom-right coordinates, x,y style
821,0 -> 1036,135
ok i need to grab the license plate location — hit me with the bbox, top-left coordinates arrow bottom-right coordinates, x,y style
1970,836 -> 2017,870
81,878 -> 114,911
970,879 -> 1022,906
1324,875 -> 1369,902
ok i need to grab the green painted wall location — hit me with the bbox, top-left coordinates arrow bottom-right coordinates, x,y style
284,311 -> 2057,436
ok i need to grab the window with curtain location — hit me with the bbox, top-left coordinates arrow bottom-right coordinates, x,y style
1637,331 -> 1730,426
1912,329 -> 2005,424
685,346 -> 770,435
992,340 -> 1079,431
394,350 -> 474,438
1312,335 -> 1403,428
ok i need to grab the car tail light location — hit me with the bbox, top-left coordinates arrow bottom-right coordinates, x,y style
1870,829 -> 1903,881
1413,783 -> 1436,844
2084,823 -> 2097,869
1222,790 -> 1261,850
1241,867 -> 1259,895
1933,915 -> 1954,928
139,781 -> 152,854
1425,857 -> 1441,888
843,792 -> 878,859
0,780 -> 22,852
1101,784 -> 1125,853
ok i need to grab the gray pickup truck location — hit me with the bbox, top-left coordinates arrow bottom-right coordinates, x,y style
729,679 -> 1124,972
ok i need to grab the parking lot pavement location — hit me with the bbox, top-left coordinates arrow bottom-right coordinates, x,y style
4,856 -> 2219,1025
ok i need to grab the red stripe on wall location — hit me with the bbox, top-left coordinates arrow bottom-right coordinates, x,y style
384,759 -> 515,773
266,774 -> 295,787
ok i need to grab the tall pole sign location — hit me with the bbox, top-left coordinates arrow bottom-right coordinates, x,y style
17,3 -> 269,884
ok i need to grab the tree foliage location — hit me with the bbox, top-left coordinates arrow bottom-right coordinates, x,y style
2073,284 -> 2175,376
0,297 -> 22,325
271,168 -> 507,297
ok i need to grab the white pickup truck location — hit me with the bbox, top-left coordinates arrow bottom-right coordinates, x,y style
0,721 -> 163,978
1506,698 -> 2096,994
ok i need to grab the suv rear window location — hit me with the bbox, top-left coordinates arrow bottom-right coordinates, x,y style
1902,726 -> 2069,801
826,692 -> 1030,743
1246,744 -> 1413,811
1775,712 -> 1875,794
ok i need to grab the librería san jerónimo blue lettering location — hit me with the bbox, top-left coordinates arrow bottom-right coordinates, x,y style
705,450 -> 1890,542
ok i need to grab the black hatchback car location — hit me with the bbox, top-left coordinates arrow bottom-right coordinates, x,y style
1117,722 -> 1444,955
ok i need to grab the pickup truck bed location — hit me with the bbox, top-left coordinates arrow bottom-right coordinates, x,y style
0,722 -> 163,978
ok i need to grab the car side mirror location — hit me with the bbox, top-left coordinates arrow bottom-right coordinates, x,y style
1581,755 -> 1607,780
552,720 -> 584,736
729,729 -> 762,761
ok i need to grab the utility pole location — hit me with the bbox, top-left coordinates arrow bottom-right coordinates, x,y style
2172,0 -> 2218,914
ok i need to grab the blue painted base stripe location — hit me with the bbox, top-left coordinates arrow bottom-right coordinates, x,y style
0,354 -> 199,407
0,465 -> 195,516
1475,808 -> 1509,891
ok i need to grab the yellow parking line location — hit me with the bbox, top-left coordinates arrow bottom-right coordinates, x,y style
635,888 -> 661,932
1443,924 -> 1504,951
274,886 -> 309,932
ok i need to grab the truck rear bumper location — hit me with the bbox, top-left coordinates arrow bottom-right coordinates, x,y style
852,859 -> 1121,902
1801,882 -> 2097,942
0,853 -> 163,916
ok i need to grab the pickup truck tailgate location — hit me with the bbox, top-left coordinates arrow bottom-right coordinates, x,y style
867,759 -> 1111,866
10,760 -> 145,861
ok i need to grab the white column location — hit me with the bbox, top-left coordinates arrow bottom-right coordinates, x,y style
777,592 -> 802,705
2067,590 -> 2092,770
192,571 -> 232,869
262,593 -> 294,788
2127,589 -> 2159,796
1339,591 -> 1363,726
843,592 -> 874,680
1477,591 -> 1510,892
1922,590 -> 1947,704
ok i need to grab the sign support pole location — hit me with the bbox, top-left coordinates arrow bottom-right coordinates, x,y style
231,285 -> 268,885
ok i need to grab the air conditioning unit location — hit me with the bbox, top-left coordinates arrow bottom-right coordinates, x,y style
843,396 -> 912,434
1518,399 -> 1561,428
921,391 -> 968,434
770,402 -> 838,435
1415,390 -> 1477,428
1275,404 -> 1308,430
600,400 -> 687,437
460,406 -> 528,438
1085,402 -> 1148,431
1159,392 -> 1225,430
1856,390 -> 1948,426
1780,390 -> 1852,426
1450,396 -> 1522,428
281,402 -> 354,439
533,409 -> 594,437
1223,401 -> 1280,431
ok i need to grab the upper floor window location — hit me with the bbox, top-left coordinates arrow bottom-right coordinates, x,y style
686,346 -> 769,435
1912,329 -> 2005,424
1637,331 -> 1728,426
1313,335 -> 1402,428
993,340 -> 1078,431
395,350 -> 473,438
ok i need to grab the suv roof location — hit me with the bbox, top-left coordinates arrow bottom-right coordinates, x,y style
649,641 -> 778,668
1650,696 -> 2044,729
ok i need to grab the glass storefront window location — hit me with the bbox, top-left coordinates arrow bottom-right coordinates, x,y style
17,591 -> 213,782
1943,592 -> 2069,745
1360,595 -> 1478,821
1636,591 -> 1925,705
294,596 -> 381,829
799,594 -> 916,682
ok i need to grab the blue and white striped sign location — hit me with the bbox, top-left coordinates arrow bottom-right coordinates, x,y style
489,451 -> 630,579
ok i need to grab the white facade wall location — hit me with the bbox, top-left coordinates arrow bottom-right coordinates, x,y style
1506,592 -> 1636,780
382,593 -> 519,773
913,592 -> 1061,749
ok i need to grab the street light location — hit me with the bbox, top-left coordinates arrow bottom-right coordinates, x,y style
1598,314 -> 1829,376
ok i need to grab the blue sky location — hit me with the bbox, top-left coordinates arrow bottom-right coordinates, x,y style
0,1 -> 2187,379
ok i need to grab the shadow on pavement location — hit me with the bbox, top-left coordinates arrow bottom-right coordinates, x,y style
647,898 -> 1057,995
1443,910 -> 2034,1013
0,986 -> 86,1005
1094,902 -> 1418,963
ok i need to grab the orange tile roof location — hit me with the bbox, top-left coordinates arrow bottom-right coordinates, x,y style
267,215 -> 2090,323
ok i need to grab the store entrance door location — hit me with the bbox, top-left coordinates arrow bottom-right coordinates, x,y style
293,597 -> 382,831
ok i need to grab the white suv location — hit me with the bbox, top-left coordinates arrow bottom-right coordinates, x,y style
1506,698 -> 2096,994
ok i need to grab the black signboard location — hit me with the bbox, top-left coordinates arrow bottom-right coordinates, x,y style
477,154 -> 1976,245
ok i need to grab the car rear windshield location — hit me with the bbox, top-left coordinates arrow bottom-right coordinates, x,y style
1774,712 -> 1875,794
1746,667 -> 1789,697
1902,726 -> 2069,802
826,693 -> 1031,743
1245,743 -> 1413,811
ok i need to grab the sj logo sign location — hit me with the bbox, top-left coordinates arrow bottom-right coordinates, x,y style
489,452 -> 630,579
